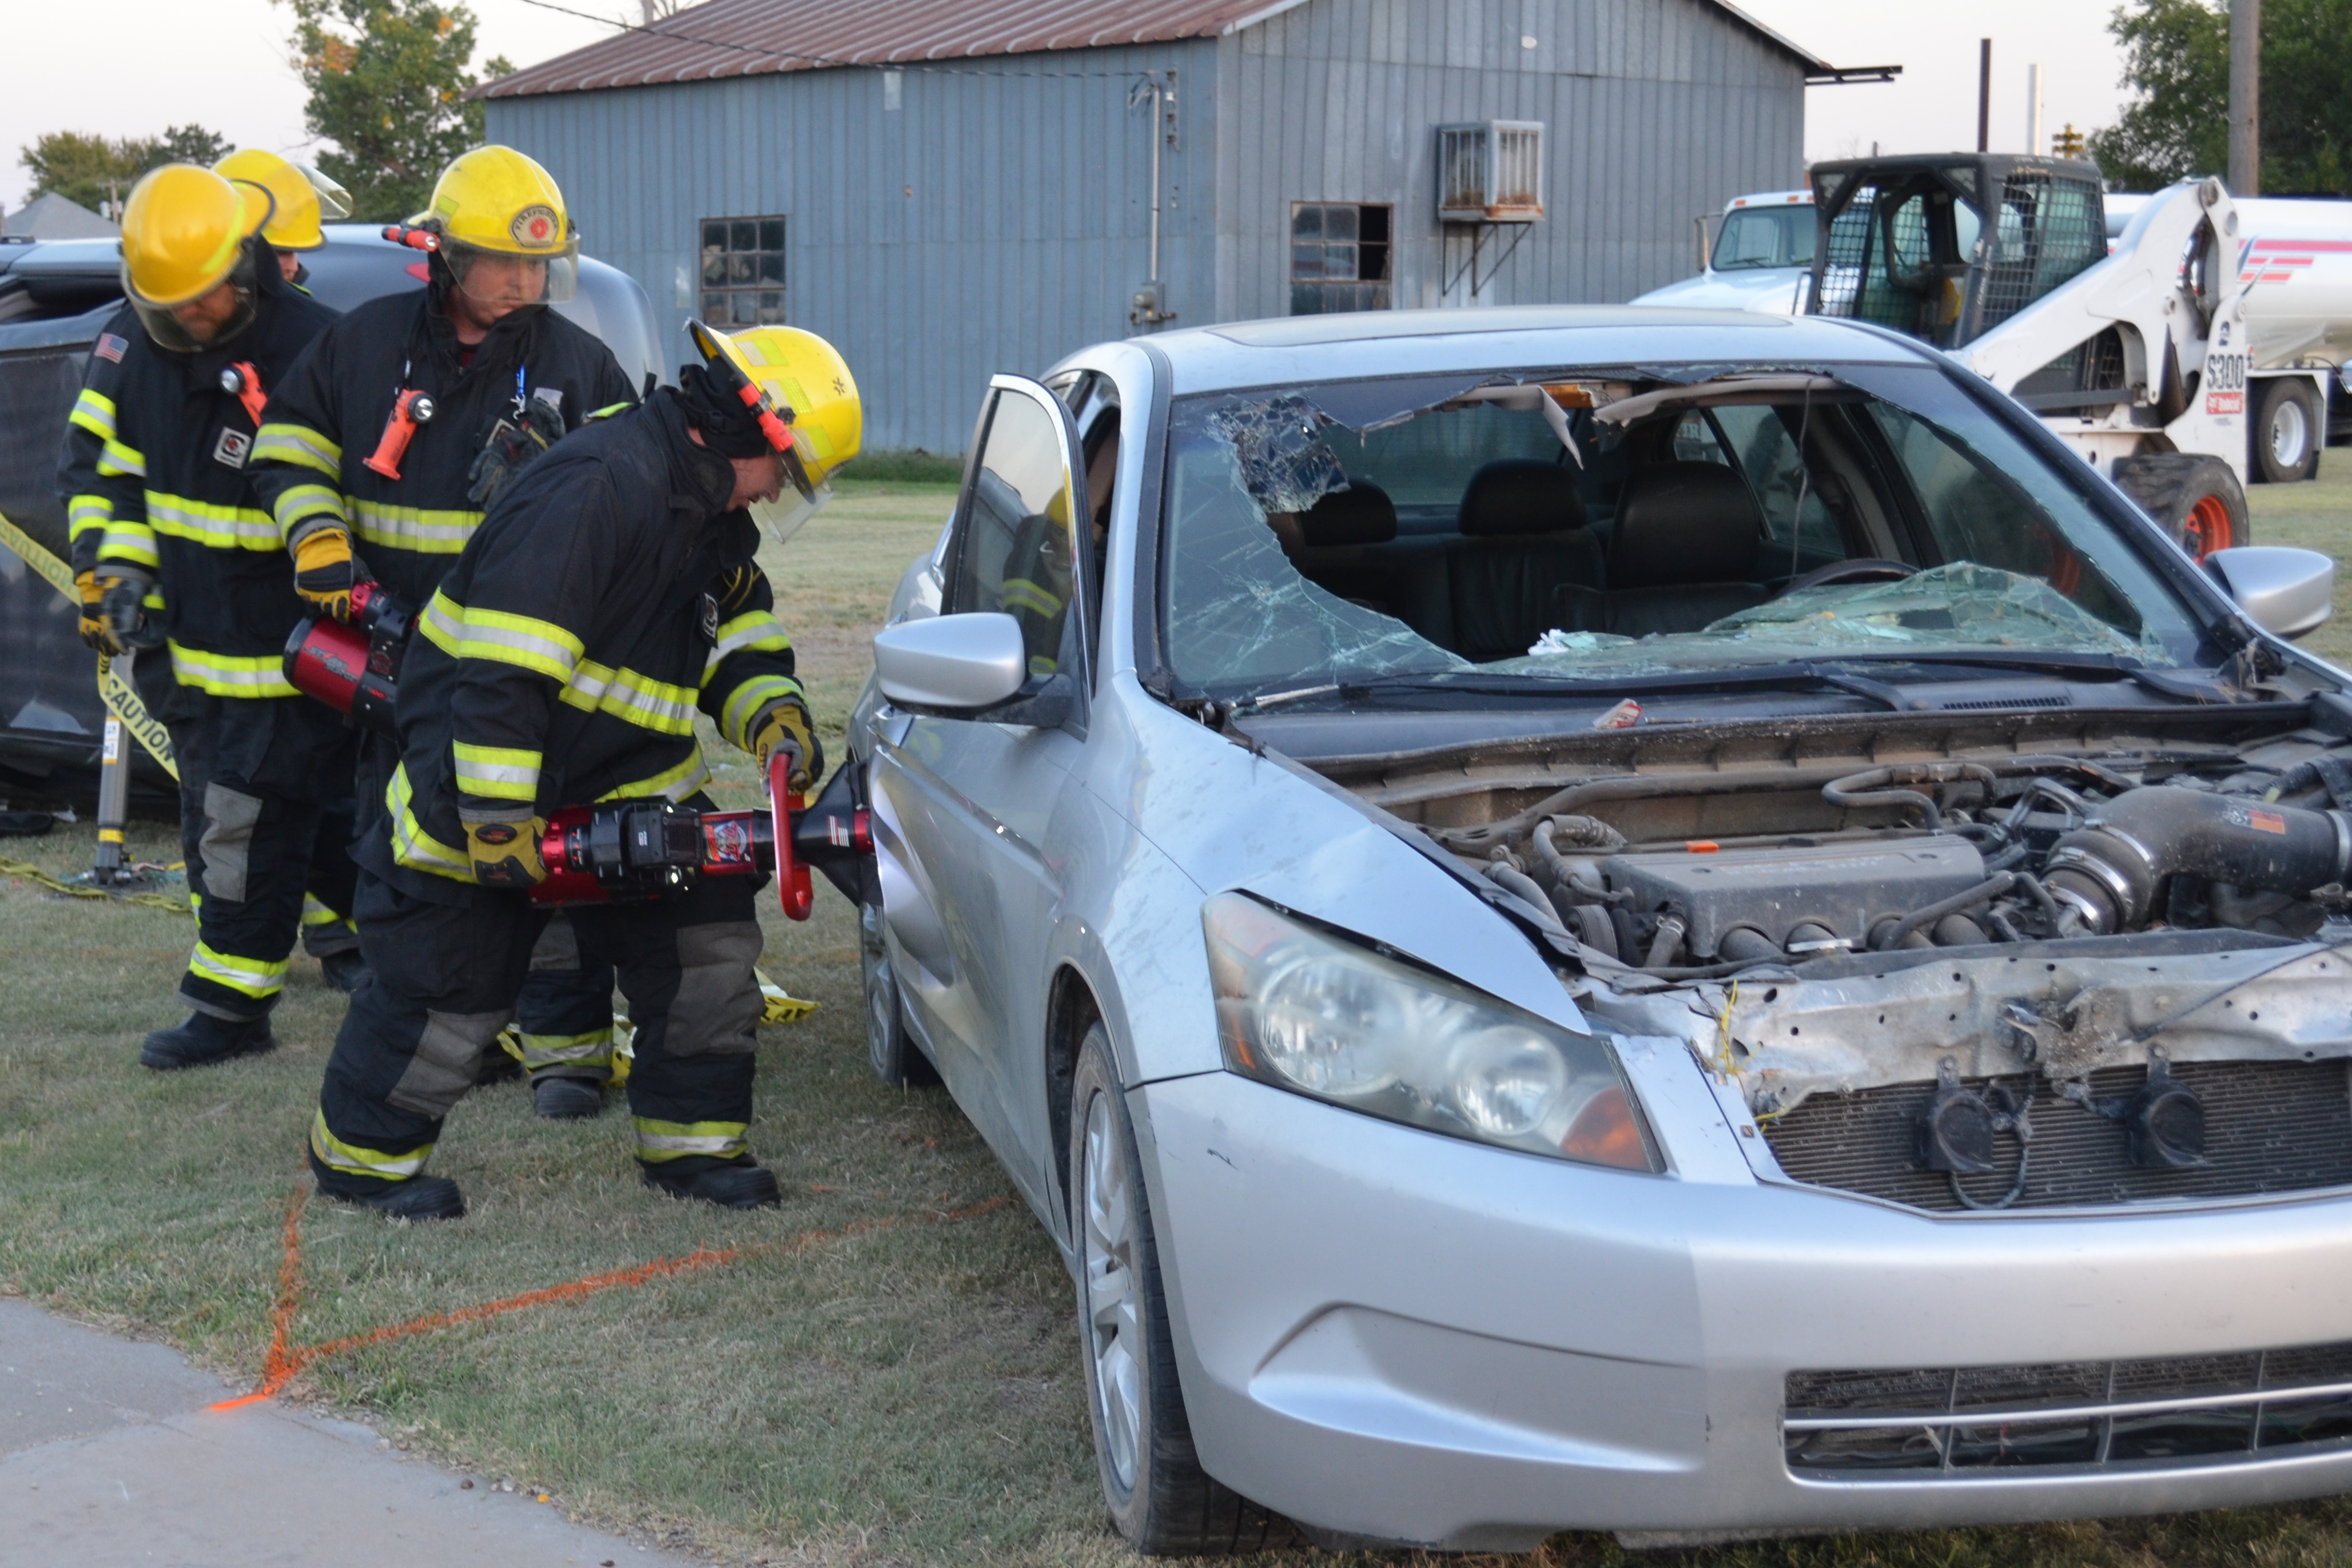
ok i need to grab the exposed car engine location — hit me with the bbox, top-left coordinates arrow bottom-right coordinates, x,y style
1303,727 -> 2352,1215
1477,759 -> 2352,967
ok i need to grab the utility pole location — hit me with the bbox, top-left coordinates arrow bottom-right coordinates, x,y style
2025,63 -> 2044,160
2228,0 -> 2260,195
1976,39 -> 1992,153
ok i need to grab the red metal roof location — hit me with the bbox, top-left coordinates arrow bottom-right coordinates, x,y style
477,0 -> 1311,98
481,0 -> 1830,99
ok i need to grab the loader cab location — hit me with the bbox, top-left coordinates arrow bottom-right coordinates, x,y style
1805,154 -> 2106,351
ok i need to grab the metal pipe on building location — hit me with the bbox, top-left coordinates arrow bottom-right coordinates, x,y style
2229,0 -> 2261,195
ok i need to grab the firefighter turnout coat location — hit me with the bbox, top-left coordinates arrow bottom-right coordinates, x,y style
246,282 -> 638,609
61,249 -> 339,697
368,388 -> 807,896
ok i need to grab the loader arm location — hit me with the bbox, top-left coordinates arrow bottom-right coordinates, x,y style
1961,177 -> 2242,414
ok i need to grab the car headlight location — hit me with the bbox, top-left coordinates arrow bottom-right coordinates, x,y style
1202,892 -> 1660,1172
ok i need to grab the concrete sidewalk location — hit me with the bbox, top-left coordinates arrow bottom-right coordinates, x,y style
0,1299 -> 701,1567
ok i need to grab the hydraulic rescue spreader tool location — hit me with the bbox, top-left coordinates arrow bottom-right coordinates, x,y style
282,591 -> 867,919
534,751 -> 870,918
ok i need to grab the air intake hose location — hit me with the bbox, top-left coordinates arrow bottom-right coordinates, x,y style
2042,785 -> 2352,933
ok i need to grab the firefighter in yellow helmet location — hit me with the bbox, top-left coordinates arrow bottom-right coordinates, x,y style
213,150 -> 351,286
249,145 -> 642,1121
304,321 -> 857,1219
54,164 -> 352,1068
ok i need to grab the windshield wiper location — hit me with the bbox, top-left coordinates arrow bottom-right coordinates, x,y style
1296,662 -> 1919,709
1820,651 -> 2246,703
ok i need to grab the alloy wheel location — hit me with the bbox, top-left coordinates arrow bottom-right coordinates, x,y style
1081,1089 -> 1143,1491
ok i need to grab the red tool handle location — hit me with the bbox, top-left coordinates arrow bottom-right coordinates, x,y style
771,750 -> 813,920
364,390 -> 424,480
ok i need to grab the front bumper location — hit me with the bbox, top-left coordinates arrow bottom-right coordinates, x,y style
1137,1068 -> 2352,1551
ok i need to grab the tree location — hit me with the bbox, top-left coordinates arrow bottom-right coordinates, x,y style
282,0 -> 513,222
2091,0 -> 2352,195
17,124 -> 236,218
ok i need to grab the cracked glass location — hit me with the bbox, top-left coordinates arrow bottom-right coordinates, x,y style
1160,364 -> 2202,700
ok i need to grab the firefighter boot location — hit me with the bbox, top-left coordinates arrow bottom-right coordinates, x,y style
533,1076 -> 604,1120
319,950 -> 372,996
140,1010 -> 277,1071
309,1153 -> 467,1221
642,1157 -> 781,1209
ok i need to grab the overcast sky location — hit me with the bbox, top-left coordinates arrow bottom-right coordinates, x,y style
2,0 -> 2136,214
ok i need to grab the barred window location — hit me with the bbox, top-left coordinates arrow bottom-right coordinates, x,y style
699,216 -> 786,327
1290,202 -> 1392,316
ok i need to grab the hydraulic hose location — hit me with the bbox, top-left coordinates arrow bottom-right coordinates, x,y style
2043,785 -> 2352,933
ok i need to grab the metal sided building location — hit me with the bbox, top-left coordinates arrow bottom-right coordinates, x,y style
479,0 -> 1834,454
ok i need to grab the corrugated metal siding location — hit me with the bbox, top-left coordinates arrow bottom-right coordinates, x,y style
1217,0 -> 1804,321
486,0 -> 1804,453
488,38 -> 1215,453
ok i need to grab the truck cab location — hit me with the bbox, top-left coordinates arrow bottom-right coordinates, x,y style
1629,189 -> 1813,316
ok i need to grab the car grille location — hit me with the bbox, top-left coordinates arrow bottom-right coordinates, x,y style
1786,1341 -> 2352,1477
1762,1058 -> 2352,1211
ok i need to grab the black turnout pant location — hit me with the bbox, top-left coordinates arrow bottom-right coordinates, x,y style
309,862 -> 767,1189
166,692 -> 359,1021
352,732 -> 618,1083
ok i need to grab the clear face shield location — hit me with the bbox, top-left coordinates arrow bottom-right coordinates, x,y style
749,440 -> 834,546
440,234 -> 580,310
123,242 -> 258,353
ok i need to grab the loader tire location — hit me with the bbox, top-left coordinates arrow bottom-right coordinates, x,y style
2251,377 -> 2321,483
2111,452 -> 2249,560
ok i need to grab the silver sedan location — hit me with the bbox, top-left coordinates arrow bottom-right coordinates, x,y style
843,306 -> 2352,1552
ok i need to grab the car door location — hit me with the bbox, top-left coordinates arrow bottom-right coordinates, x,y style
867,375 -> 1094,1208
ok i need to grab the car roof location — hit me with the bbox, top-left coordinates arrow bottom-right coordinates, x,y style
1141,305 -> 1928,396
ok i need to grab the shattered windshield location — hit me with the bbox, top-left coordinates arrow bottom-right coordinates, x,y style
1160,362 -> 2203,698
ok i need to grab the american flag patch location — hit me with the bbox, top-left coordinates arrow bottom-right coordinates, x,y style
94,333 -> 128,363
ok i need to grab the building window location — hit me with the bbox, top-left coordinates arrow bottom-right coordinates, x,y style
700,216 -> 786,326
1290,202 -> 1392,315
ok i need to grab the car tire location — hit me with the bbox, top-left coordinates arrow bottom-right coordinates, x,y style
859,897 -> 937,1088
1069,1024 -> 1291,1555
2110,452 -> 2250,559
2251,378 -> 2321,484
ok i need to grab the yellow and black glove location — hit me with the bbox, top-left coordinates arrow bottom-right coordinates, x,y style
750,700 -> 821,793
292,524 -> 359,621
462,813 -> 547,888
75,570 -> 122,655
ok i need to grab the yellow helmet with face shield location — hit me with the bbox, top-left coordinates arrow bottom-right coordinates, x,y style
119,164 -> 272,351
415,145 -> 580,305
213,149 -> 351,252
687,321 -> 862,545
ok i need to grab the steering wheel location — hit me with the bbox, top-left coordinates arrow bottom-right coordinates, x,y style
1777,558 -> 1916,597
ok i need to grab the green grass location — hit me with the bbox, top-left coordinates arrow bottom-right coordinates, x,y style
9,471 -> 2352,1566
2244,453 -> 2352,669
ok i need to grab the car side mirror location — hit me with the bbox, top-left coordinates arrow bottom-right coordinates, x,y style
875,612 -> 1028,711
873,611 -> 1076,727
2205,546 -> 2335,641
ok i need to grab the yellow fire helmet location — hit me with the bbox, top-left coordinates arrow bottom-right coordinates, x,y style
418,145 -> 580,303
690,320 -> 863,545
213,149 -> 351,252
119,164 -> 272,351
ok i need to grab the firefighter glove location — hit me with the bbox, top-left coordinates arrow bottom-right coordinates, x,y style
463,812 -> 547,888
98,574 -> 163,650
750,699 -> 821,793
465,397 -> 567,511
292,525 -> 360,621
75,570 -> 123,654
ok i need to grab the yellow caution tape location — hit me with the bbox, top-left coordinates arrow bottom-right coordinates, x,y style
0,505 -> 177,779
757,965 -> 818,1025
0,854 -> 192,915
